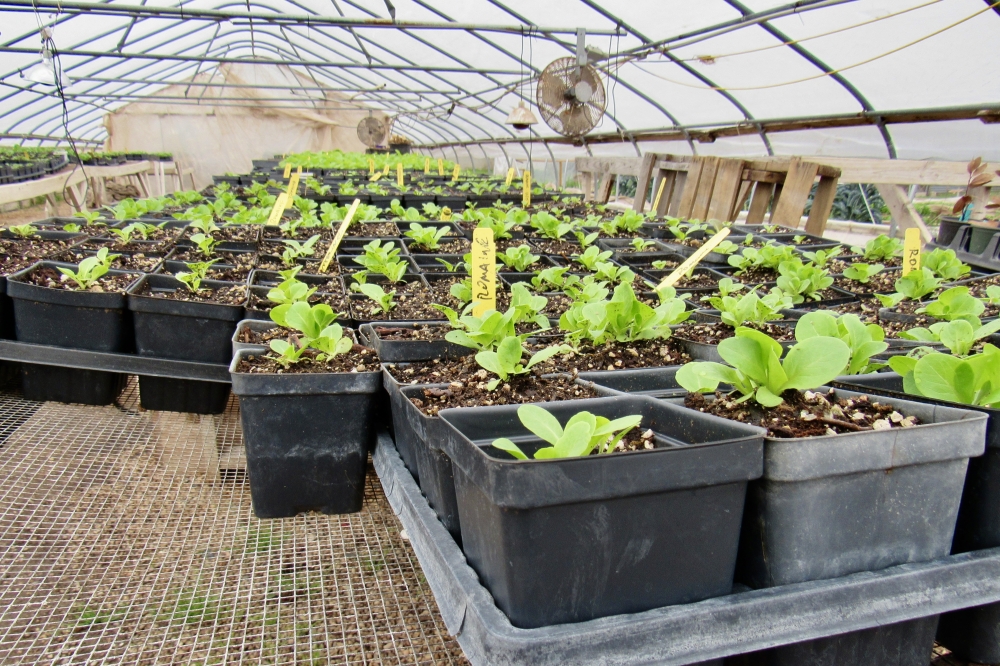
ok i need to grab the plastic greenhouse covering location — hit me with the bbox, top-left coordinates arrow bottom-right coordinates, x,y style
1,0 -> 1000,161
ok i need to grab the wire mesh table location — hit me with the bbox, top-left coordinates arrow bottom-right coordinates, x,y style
0,377 -> 465,665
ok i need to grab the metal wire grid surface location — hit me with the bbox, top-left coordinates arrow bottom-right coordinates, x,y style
0,377 -> 466,665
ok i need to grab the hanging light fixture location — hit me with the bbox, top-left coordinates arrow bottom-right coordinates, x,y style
26,50 -> 59,86
505,101 -> 538,131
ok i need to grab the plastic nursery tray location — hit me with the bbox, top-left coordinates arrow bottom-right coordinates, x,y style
373,430 -> 1000,666
0,339 -> 230,383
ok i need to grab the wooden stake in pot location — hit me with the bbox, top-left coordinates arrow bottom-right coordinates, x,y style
657,227 -> 732,290
318,199 -> 361,273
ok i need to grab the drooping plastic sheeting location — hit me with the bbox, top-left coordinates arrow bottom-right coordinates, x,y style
1,0 -> 999,161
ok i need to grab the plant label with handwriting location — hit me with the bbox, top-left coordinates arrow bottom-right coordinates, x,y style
424,158 -> 430,174
903,227 -> 921,276
505,167 -> 515,187
471,228 -> 496,317
285,167 -> 302,209
437,159 -> 444,176
283,163 -> 292,178
523,171 -> 532,207
396,163 -> 404,189
267,193 -> 288,226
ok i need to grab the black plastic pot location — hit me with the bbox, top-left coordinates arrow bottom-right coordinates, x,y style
577,366 -> 689,398
831,372 -> 1000,664
729,387 -> 987,665
8,262 -> 136,405
128,275 -> 245,414
231,319 -> 277,356
435,194 -> 467,210
439,395 -> 765,629
937,217 -> 968,247
359,321 -> 470,362
230,346 -> 382,518
969,225 -> 999,255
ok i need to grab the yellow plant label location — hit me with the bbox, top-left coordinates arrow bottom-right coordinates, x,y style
452,165 -> 461,182
439,206 -> 452,221
267,193 -> 288,226
382,163 -> 390,176
396,163 -> 404,189
285,167 -> 301,208
368,158 -> 375,175
651,178 -> 667,213
657,228 -> 732,290
318,199 -> 361,273
283,163 -> 291,179
505,167 -> 515,187
471,228 -> 497,317
903,227 -> 922,276
522,171 -> 532,207
424,158 -> 430,174
437,159 -> 444,176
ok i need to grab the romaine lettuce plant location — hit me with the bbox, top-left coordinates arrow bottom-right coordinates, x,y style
530,212 -> 574,240
57,247 -> 118,290
899,318 -> 1000,356
851,234 -> 902,262
404,223 -> 449,251
705,289 -> 792,328
775,260 -> 833,303
281,235 -> 320,267
267,276 -> 317,305
7,224 -> 38,238
475,337 -> 571,390
842,263 -> 884,284
175,259 -> 219,293
794,311 -> 888,375
876,268 -> 943,307
922,248 -> 970,281
530,266 -> 579,292
355,283 -> 396,314
189,233 -> 219,258
560,282 -> 688,345
267,302 -> 352,368
917,286 -> 986,323
497,245 -> 540,272
574,245 -> 612,270
889,344 -> 1000,407
676,327 -> 851,407
492,405 -> 643,460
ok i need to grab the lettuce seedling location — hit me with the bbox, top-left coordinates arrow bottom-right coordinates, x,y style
985,285 -> 1000,306
189,233 -> 219,258
281,235 -> 320,267
575,231 -> 599,248
842,263 -> 884,284
175,259 -> 219,293
560,282 -> 688,345
476,216 -> 516,241
574,245 -> 613,270
712,240 -> 739,255
592,261 -> 635,284
267,302 -> 352,367
7,224 -> 37,238
676,327 -> 851,407
700,277 -> 743,303
889,344 -> 1000,407
899,318 -> 1000,356
775,259 -> 833,303
613,210 -> 646,234
794,311 -> 888,375
73,210 -> 103,225
475,337 -> 571,390
435,257 -> 467,273
727,244 -> 797,274
705,288 -> 791,328
801,246 -> 842,267
267,276 -> 317,305
630,238 -> 656,252
851,234 -> 902,262
492,405 -> 643,460
432,306 -> 517,351
188,217 -> 221,234
530,212 -> 574,240
922,248 -> 970,281
57,247 -> 118,290
422,202 -> 442,218
917,286 -> 986,323
530,266 -> 579,293
876,268 -> 942,307
564,277 -> 610,304
497,245 -> 540,272
450,278 -> 472,305
355,283 -> 396,314
405,223 -> 450,251
352,240 -> 408,283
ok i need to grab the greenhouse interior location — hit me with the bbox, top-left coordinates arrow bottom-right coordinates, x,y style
2,0 -> 1000,664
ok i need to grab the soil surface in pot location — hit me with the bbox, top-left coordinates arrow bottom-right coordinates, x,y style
17,266 -> 137,292
790,287 -> 850,303
371,323 -> 450,341
136,281 -> 247,305
248,290 -> 347,315
351,281 -> 439,321
346,222 -> 400,237
685,388 -> 920,438
261,228 -> 334,242
529,338 -> 690,373
731,267 -> 779,283
235,344 -> 378,374
405,369 -> 597,414
51,248 -> 162,272
408,239 -> 470,254
256,256 -> 341,275
180,225 -> 258,244
833,271 -> 899,294
237,326 -> 285,346
171,249 -> 255,272
528,240 -> 582,257
674,321 -> 794,344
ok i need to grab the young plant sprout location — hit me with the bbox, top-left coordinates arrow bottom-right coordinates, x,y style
676,327 -> 851,407
704,288 -> 792,328
496,245 -> 540,272
530,266 -> 579,292
560,282 -> 689,346
189,233 -> 219,258
57,247 -> 119,290
355,283 -> 397,314
851,234 -> 903,262
281,235 -> 320,267
922,248 -> 971,281
404,223 -> 450,251
475,337 -> 571,390
73,210 -> 103,225
267,302 -> 352,368
174,259 -> 219,293
917,286 -> 987,323
530,212 -> 574,240
793,311 -> 888,375
492,405 -> 643,460
876,268 -> 943,307
899,318 -> 1000,356
631,238 -> 656,252
842,263 -> 884,284
775,260 -> 833,303
187,217 -> 221,234
267,276 -> 317,305
7,224 -> 37,238
889,344 -> 1000,407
